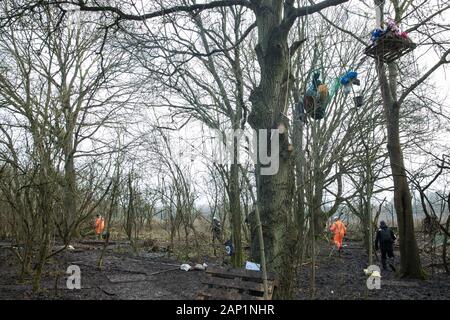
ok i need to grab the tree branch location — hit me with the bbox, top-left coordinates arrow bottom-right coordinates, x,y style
317,11 -> 368,46
281,0 -> 350,32
398,48 -> 450,105
43,0 -> 253,21
405,4 -> 450,34
289,38 -> 307,56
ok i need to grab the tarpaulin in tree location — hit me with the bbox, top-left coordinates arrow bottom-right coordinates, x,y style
298,70 -> 361,121
302,71 -> 329,120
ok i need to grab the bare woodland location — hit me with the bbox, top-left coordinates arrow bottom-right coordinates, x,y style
0,0 -> 449,300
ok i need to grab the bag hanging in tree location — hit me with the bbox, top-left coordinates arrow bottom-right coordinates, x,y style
353,95 -> 363,107
317,84 -> 329,105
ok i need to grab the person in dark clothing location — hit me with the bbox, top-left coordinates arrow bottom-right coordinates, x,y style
212,217 -> 222,242
375,221 -> 397,271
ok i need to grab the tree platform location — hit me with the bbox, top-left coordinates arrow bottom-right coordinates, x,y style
364,32 -> 416,63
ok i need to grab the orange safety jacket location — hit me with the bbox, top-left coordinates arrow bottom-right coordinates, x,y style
95,217 -> 105,234
330,220 -> 346,237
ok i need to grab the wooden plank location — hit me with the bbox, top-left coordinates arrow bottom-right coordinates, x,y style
203,276 -> 270,293
198,267 -> 278,300
206,267 -> 277,282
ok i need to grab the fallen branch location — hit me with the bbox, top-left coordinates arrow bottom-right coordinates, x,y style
424,263 -> 447,269
148,267 -> 180,276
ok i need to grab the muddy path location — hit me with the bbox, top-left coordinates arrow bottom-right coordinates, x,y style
1,239 -> 449,300
296,240 -> 450,300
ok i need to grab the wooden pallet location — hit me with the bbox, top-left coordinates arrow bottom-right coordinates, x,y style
364,32 -> 416,63
197,267 -> 278,300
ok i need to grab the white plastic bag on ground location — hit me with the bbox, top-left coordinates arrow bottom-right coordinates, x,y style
245,261 -> 260,271
180,264 -> 192,271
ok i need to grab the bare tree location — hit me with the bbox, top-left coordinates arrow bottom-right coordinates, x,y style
371,0 -> 450,278
0,6 -> 138,290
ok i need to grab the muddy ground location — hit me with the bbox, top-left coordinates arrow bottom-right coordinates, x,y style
296,240 -> 450,300
0,239 -> 449,300
0,241 -> 207,300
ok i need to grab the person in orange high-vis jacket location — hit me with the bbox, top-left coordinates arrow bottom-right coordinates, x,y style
330,216 -> 346,254
94,214 -> 105,239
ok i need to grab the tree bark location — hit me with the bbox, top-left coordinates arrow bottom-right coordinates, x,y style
247,1 -> 295,298
376,62 -> 424,278
230,162 -> 243,267
293,102 -> 306,261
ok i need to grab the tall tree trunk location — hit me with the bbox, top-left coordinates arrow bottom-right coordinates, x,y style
377,62 -> 424,278
366,177 -> 373,266
293,103 -> 306,262
61,78 -> 77,244
63,142 -> 76,243
126,172 -> 137,252
442,193 -> 450,273
230,161 -> 243,267
98,169 -> 120,269
372,0 -> 424,279
229,27 -> 246,267
31,127 -> 53,292
33,169 -> 52,292
248,1 -> 295,297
